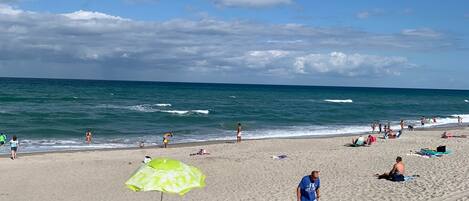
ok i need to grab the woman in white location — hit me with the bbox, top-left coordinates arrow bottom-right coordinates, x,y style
10,135 -> 19,160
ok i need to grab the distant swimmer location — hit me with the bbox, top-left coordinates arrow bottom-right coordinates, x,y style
85,129 -> 92,144
432,116 -> 437,123
163,132 -> 173,148
237,123 -> 242,143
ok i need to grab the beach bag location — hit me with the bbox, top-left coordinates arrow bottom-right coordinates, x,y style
437,146 -> 446,152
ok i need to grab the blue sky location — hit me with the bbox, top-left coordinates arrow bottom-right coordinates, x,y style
0,0 -> 468,89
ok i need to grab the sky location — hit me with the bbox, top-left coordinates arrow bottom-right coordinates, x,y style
0,0 -> 468,89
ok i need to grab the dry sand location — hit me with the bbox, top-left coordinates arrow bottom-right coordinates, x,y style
1,128 -> 469,201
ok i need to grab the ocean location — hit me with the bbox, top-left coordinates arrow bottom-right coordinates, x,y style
0,77 -> 468,152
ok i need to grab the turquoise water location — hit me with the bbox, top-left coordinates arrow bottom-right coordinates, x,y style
0,78 -> 468,152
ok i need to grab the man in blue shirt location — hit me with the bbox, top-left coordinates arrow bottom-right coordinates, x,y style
297,170 -> 321,201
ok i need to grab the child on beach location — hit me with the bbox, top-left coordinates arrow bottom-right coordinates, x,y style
236,123 -> 242,143
85,129 -> 92,144
10,135 -> 18,160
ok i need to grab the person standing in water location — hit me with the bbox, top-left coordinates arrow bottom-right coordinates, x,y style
400,120 -> 405,130
378,123 -> 382,133
236,123 -> 242,143
371,122 -> 376,133
421,116 -> 426,126
85,129 -> 92,144
458,116 -> 463,126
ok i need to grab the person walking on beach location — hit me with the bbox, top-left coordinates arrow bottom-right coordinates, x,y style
371,122 -> 376,133
378,123 -> 382,133
400,120 -> 404,130
10,135 -> 19,160
458,116 -> 463,126
297,170 -> 320,201
236,123 -> 242,143
163,132 -> 173,148
85,129 -> 92,144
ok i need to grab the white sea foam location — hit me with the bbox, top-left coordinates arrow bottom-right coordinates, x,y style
160,110 -> 209,115
99,104 -> 208,115
324,99 -> 353,103
14,114 -> 468,153
160,110 -> 189,115
229,96 -> 237,98
191,110 -> 209,114
465,100 -> 469,103
127,105 -> 159,112
154,103 -> 172,107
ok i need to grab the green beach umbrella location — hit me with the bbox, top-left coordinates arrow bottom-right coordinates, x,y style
125,158 -> 206,201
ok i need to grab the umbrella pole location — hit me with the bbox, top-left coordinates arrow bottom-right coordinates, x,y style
160,192 -> 163,201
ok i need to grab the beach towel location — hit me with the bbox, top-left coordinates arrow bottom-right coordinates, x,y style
420,148 -> 452,156
404,175 -> 419,182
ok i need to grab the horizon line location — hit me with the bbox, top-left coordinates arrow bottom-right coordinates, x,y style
1,76 -> 467,91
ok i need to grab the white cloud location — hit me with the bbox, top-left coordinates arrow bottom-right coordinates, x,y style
0,5 -> 455,81
0,4 -> 23,15
356,9 -> 384,19
241,50 -> 290,68
212,0 -> 292,8
356,11 -> 369,19
293,52 -> 413,76
401,28 -> 442,38
62,10 -> 127,21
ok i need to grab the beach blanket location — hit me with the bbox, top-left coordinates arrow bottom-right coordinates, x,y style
420,148 -> 452,156
404,175 -> 419,182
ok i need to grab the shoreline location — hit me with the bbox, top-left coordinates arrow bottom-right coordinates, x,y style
1,124 -> 468,200
2,123 -> 465,158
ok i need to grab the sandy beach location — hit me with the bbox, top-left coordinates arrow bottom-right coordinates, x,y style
1,128 -> 468,201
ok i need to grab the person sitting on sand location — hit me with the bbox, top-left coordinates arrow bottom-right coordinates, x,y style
366,135 -> 376,145
377,156 -> 405,182
297,170 -> 320,201
190,149 -> 210,156
163,132 -> 173,148
442,131 -> 453,138
352,136 -> 365,146
85,129 -> 92,144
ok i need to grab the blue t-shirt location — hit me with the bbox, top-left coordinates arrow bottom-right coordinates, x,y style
298,176 -> 320,201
